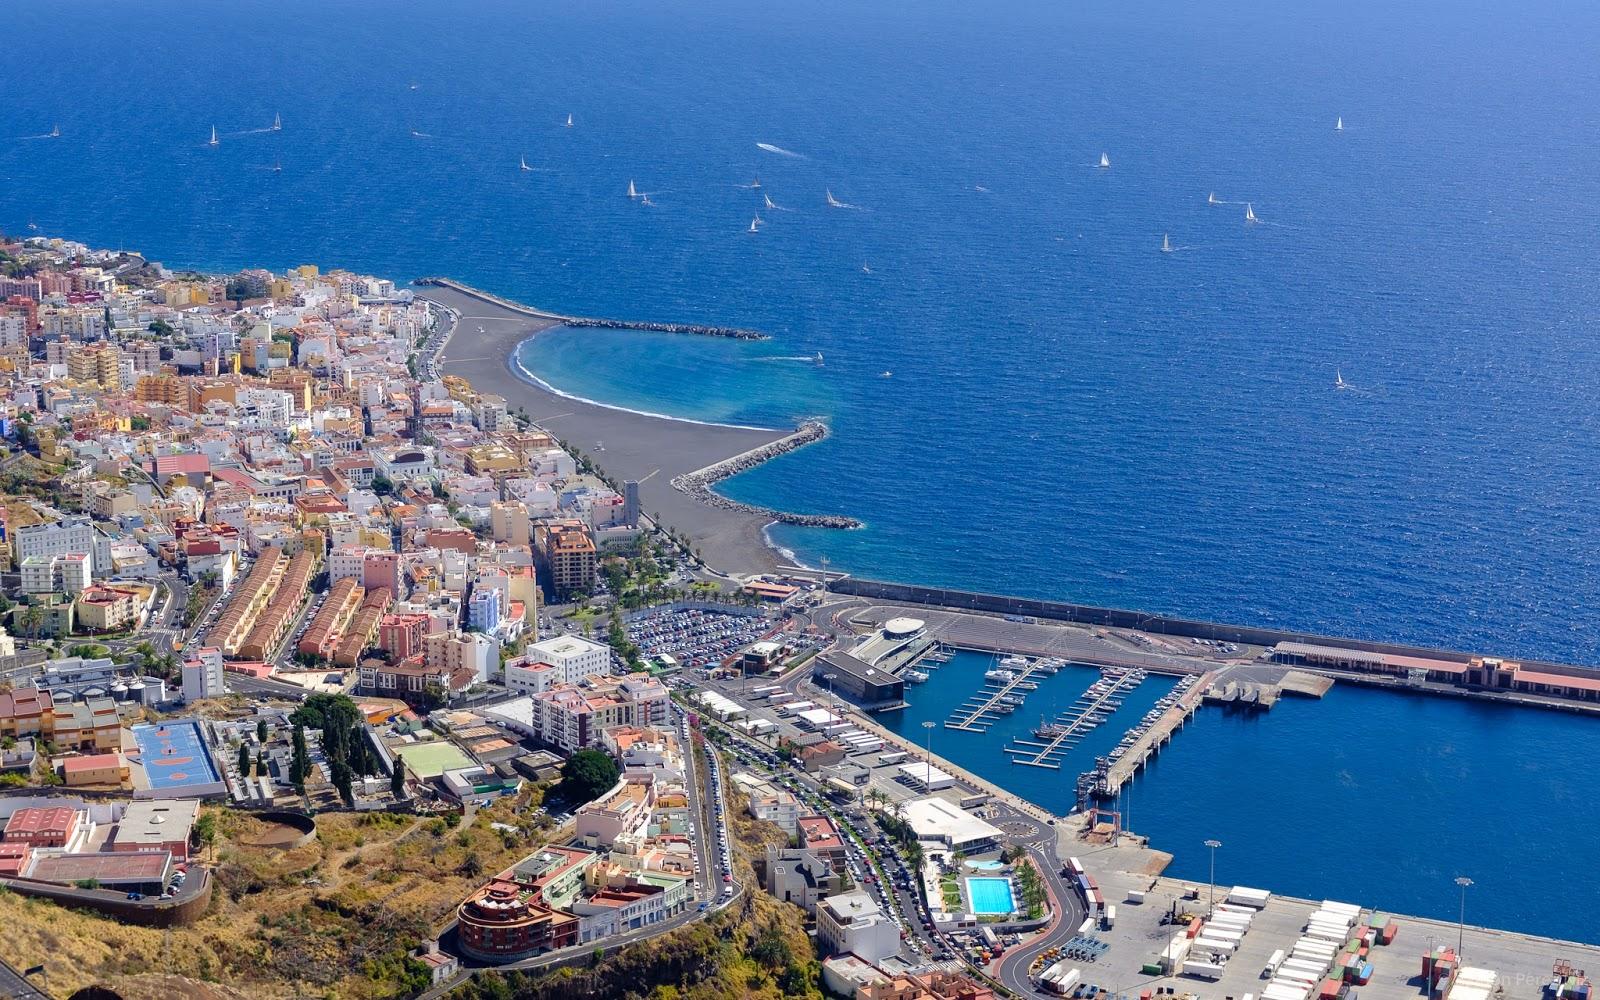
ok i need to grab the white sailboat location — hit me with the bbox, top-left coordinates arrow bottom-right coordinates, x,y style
208,126 -> 219,147
749,215 -> 761,233
1161,234 -> 1173,253
565,113 -> 574,127
751,176 -> 761,189
271,158 -> 282,173
1335,370 -> 1352,391
48,124 -> 60,138
1335,117 -> 1344,131
1208,192 -> 1219,205
627,180 -> 638,199
520,155 -> 532,172
763,193 -> 776,211
826,189 -> 844,208
1245,203 -> 1258,224
272,112 -> 282,132
813,352 -> 824,364
1099,152 -> 1110,168
640,193 -> 654,206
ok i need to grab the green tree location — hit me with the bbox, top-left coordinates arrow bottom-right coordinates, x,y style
238,743 -> 251,776
331,758 -> 354,806
390,755 -> 407,798
257,718 -> 269,744
194,812 -> 218,859
290,723 -> 310,792
559,749 -> 620,803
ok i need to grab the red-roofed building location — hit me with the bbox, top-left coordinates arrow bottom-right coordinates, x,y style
796,814 -> 848,873
146,453 -> 211,482
3,806 -> 87,849
0,688 -> 49,739
0,843 -> 31,877
63,752 -> 131,788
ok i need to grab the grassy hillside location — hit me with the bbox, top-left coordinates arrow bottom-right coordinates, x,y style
0,793 -> 551,999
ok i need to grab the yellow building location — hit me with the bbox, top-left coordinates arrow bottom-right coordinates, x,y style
465,444 -> 524,477
65,342 -> 122,390
134,373 -> 187,406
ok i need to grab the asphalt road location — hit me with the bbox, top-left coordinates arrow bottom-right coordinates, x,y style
0,957 -> 50,999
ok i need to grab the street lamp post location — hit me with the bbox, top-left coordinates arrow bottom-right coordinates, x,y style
823,672 -> 837,702
921,720 -> 936,778
1204,839 -> 1222,916
1454,876 -> 1473,958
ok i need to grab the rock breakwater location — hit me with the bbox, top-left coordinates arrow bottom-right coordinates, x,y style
671,421 -> 862,529
414,277 -> 770,340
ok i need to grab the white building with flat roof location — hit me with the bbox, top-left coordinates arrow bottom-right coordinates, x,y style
816,889 -> 901,963
520,634 -> 611,686
901,795 -> 1002,854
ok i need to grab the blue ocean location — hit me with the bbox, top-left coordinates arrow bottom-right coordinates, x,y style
5,0 -> 1599,938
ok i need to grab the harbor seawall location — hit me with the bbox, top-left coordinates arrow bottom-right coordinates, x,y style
671,421 -> 862,530
828,577 -> 1600,685
413,277 -> 770,340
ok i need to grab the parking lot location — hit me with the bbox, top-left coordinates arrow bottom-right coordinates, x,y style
627,606 -> 774,669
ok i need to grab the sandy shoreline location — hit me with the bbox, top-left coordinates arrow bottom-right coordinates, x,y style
418,283 -> 826,577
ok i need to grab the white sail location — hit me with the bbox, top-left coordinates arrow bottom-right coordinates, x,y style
566,113 -> 573,127
1208,192 -> 1218,204
1245,203 -> 1257,223
49,124 -> 60,138
1099,152 -> 1110,168
749,217 -> 760,233
1335,117 -> 1344,131
1161,234 -> 1173,253
764,193 -> 776,210
272,112 -> 282,131
826,189 -> 843,207
520,155 -> 531,171
752,176 -> 761,188
627,180 -> 638,198
209,126 -> 218,146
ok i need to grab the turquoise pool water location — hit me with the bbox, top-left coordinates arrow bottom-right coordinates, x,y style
968,860 -> 1006,872
967,877 -> 1016,915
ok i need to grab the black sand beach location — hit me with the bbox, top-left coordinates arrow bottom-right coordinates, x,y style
419,284 -> 802,577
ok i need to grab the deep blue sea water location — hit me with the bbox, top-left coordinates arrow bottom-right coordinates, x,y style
889,654 -> 1600,943
5,0 -> 1600,937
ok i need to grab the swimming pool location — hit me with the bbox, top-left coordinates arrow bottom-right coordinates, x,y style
966,877 -> 1016,915
968,860 -> 1006,871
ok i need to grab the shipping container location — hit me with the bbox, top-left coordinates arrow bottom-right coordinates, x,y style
1183,960 -> 1227,981
1104,905 -> 1117,929
1229,886 -> 1273,908
1194,938 -> 1239,955
1128,889 -> 1147,904
1263,949 -> 1287,978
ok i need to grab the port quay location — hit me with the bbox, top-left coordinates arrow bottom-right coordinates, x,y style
700,572 -> 1600,1000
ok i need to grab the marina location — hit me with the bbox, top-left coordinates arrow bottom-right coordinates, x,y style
1005,666 -> 1148,769
945,654 -> 1059,732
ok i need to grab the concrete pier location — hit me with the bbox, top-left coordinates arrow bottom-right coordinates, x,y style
1098,672 -> 1210,795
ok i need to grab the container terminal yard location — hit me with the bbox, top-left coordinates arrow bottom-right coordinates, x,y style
681,578 -> 1600,1000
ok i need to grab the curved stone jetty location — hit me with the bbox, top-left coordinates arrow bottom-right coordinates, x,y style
414,277 -> 770,340
671,421 -> 863,529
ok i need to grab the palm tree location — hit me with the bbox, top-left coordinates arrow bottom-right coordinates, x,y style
20,605 -> 45,640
